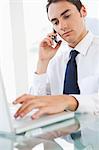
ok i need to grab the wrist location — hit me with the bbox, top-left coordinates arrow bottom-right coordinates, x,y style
36,59 -> 49,74
68,96 -> 79,111
63,95 -> 79,111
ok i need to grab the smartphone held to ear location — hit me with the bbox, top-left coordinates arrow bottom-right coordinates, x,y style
51,29 -> 60,44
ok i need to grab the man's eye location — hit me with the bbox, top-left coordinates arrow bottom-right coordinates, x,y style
63,15 -> 71,19
53,21 -> 59,26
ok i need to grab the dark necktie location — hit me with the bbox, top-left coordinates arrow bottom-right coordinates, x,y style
63,50 -> 80,94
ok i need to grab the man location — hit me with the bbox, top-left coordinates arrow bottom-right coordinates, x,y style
14,0 -> 99,119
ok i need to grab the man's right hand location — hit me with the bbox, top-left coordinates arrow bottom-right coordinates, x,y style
36,32 -> 62,74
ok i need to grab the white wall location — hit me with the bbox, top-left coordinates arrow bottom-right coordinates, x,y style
9,0 -> 28,97
0,0 -> 16,102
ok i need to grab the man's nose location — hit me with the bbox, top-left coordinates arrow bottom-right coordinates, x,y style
59,20 -> 68,31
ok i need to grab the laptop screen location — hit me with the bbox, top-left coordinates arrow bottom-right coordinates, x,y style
0,69 -> 14,133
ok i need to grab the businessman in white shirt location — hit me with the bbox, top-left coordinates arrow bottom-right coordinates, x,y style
14,0 -> 99,119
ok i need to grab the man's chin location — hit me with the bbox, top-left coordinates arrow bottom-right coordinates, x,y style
63,37 -> 74,44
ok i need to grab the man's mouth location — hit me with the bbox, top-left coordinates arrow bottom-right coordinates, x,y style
62,30 -> 73,37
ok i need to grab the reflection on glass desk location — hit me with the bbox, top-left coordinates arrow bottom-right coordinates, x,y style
0,113 -> 99,150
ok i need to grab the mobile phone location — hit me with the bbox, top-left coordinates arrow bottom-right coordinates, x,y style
53,29 -> 57,34
51,29 -> 60,43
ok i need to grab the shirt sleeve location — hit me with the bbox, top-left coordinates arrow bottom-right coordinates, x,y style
73,94 -> 99,114
29,72 -> 51,96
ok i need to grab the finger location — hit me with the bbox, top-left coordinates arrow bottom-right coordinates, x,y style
14,103 -> 39,118
40,38 -> 53,47
47,32 -> 57,38
14,100 -> 46,118
54,40 -> 62,50
46,36 -> 54,45
13,94 -> 27,104
14,100 -> 34,115
13,95 -> 37,104
15,99 -> 44,115
31,108 -> 48,119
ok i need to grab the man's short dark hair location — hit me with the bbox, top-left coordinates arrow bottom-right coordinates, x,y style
46,0 -> 83,13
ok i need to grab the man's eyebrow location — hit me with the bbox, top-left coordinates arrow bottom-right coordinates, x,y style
50,9 -> 71,22
51,18 -> 57,23
60,9 -> 70,16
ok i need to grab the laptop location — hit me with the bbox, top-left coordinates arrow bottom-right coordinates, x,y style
0,69 -> 74,135
25,117 -> 77,137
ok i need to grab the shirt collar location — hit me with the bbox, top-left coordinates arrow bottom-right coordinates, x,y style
68,30 -> 94,56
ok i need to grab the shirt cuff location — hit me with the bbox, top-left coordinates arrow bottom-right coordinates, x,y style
30,72 -> 48,95
71,94 -> 96,113
33,72 -> 47,83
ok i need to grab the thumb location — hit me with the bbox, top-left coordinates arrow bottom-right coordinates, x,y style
31,108 -> 47,119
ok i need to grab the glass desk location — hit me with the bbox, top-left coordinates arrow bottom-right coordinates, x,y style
0,113 -> 99,150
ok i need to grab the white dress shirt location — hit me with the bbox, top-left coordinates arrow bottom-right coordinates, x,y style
31,31 -> 99,114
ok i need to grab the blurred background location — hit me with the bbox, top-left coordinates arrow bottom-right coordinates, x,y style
0,0 -> 99,102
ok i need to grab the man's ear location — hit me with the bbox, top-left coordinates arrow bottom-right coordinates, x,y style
80,5 -> 87,17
